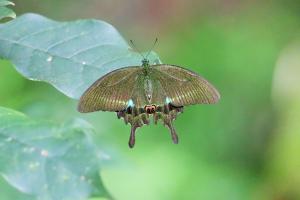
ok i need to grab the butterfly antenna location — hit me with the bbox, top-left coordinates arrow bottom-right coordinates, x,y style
129,40 -> 145,59
145,38 -> 158,58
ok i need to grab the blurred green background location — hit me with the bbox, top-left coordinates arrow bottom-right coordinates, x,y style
1,0 -> 300,199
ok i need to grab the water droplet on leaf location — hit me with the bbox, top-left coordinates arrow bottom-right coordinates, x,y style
47,56 -> 53,62
80,175 -> 86,181
41,149 -> 49,157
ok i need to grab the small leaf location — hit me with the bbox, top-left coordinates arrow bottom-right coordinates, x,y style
0,107 -> 111,200
0,0 -> 15,6
0,0 -> 15,20
0,13 -> 161,99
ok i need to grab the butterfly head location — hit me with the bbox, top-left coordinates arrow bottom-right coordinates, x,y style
142,58 -> 150,67
129,39 -> 157,69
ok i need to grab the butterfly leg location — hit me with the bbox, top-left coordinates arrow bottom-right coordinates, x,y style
164,118 -> 179,144
153,112 -> 162,124
161,105 -> 183,144
141,113 -> 150,125
128,118 -> 143,148
128,125 -> 137,148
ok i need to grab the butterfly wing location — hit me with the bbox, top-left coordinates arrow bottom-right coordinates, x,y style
78,66 -> 141,113
152,64 -> 220,107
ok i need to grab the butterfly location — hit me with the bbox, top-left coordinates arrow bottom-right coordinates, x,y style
78,40 -> 220,148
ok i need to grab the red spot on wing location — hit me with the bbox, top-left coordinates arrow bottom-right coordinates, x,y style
144,105 -> 157,114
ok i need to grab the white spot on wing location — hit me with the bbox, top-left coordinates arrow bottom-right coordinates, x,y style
127,99 -> 134,107
165,97 -> 172,104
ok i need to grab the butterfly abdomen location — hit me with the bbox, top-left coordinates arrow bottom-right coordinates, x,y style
144,77 -> 153,103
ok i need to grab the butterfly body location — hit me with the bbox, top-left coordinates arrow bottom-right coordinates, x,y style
78,58 -> 220,148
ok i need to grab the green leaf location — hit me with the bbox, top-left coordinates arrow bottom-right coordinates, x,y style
0,0 -> 15,20
0,0 -> 15,7
0,13 -> 161,99
0,107 -> 111,200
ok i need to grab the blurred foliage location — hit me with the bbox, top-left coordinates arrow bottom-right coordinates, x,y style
0,0 -> 300,200
0,107 -> 111,199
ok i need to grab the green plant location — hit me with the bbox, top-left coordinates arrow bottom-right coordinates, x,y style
0,107 -> 110,199
0,13 -> 160,200
0,14 -> 160,99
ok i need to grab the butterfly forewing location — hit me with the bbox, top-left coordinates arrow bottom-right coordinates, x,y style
79,64 -> 220,113
152,64 -> 220,107
78,67 -> 141,112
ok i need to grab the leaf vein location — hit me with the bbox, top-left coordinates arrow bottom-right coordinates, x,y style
45,30 -> 94,52
0,38 -> 103,71
16,23 -> 69,42
68,43 -> 118,59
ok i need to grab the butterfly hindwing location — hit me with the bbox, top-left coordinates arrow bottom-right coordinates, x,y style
152,64 -> 220,107
78,66 -> 141,112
